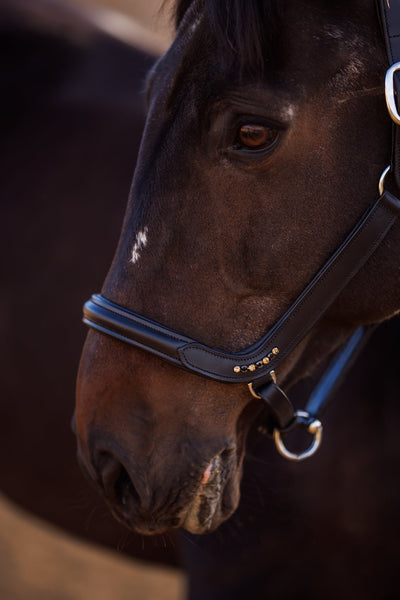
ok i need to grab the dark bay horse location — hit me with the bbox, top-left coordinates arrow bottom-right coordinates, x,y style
76,0 -> 400,596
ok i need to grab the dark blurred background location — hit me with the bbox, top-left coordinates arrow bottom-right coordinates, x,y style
0,0 -> 184,597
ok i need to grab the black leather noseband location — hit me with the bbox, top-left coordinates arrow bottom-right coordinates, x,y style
84,190 -> 399,385
82,0 -> 400,460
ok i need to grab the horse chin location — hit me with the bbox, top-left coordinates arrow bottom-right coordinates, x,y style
89,445 -> 242,537
181,452 -> 241,535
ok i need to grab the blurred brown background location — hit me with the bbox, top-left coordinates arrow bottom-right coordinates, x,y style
1,1 -> 185,598
80,0 -> 173,45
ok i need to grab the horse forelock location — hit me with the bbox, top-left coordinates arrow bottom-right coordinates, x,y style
173,0 -> 283,74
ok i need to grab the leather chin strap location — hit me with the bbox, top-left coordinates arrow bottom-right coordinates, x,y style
82,0 -> 400,461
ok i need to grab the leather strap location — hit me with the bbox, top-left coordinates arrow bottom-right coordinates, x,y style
253,325 -> 374,436
83,295 -> 193,368
378,0 -> 400,65
304,325 -> 376,418
180,191 -> 400,382
253,383 -> 296,431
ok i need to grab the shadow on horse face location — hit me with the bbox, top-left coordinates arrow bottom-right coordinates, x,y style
75,0 -> 399,535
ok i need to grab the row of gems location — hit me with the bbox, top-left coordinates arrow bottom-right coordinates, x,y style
233,347 -> 279,374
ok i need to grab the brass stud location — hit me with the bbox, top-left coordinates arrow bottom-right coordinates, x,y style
240,366 -> 248,373
248,364 -> 256,372
233,366 -> 241,374
272,347 -> 279,355
262,356 -> 270,365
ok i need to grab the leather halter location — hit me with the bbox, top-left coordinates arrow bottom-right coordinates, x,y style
83,0 -> 400,461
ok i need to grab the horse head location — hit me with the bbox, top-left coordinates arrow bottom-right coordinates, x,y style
75,0 -> 399,535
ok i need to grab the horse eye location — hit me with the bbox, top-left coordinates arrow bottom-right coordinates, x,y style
236,124 -> 278,150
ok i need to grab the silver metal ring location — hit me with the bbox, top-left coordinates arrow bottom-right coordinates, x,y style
378,165 -> 391,196
273,410 -> 323,462
385,62 -> 400,125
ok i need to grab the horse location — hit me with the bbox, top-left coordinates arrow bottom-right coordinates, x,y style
75,0 -> 400,596
0,0 -> 181,565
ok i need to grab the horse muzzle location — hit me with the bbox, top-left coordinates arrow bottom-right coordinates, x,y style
76,430 -> 241,535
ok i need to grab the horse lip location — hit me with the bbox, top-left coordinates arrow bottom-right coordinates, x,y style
201,456 -> 219,485
181,451 -> 236,534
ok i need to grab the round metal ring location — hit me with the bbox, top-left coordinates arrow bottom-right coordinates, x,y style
378,165 -> 391,196
273,410 -> 323,462
385,62 -> 400,125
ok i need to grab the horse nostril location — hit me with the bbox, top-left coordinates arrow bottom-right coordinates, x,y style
114,464 -> 141,507
95,452 -> 140,509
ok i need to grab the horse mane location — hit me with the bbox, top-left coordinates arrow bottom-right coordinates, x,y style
174,0 -> 282,73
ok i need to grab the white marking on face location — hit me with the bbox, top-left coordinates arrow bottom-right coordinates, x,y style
282,104 -> 296,120
130,227 -> 148,264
